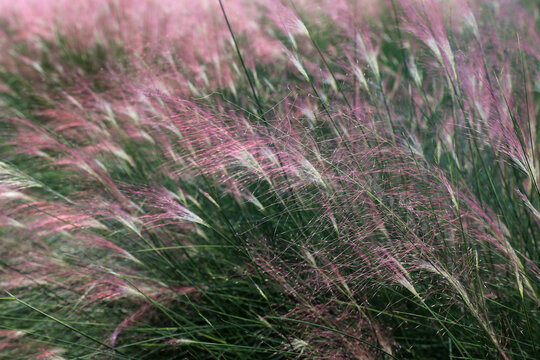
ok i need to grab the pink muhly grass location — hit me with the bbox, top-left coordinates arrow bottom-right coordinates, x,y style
1,0 -> 539,359
398,0 -> 458,84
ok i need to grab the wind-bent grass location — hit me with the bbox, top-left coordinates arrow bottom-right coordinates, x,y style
0,0 -> 539,359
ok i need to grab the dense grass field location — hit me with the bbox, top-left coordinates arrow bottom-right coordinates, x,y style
0,0 -> 539,359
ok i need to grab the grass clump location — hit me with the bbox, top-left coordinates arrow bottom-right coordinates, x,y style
0,0 -> 539,359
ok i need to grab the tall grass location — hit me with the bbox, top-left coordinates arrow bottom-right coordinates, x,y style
0,0 -> 538,358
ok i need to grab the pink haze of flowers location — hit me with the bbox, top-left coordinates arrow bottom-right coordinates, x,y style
0,0 -> 539,359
